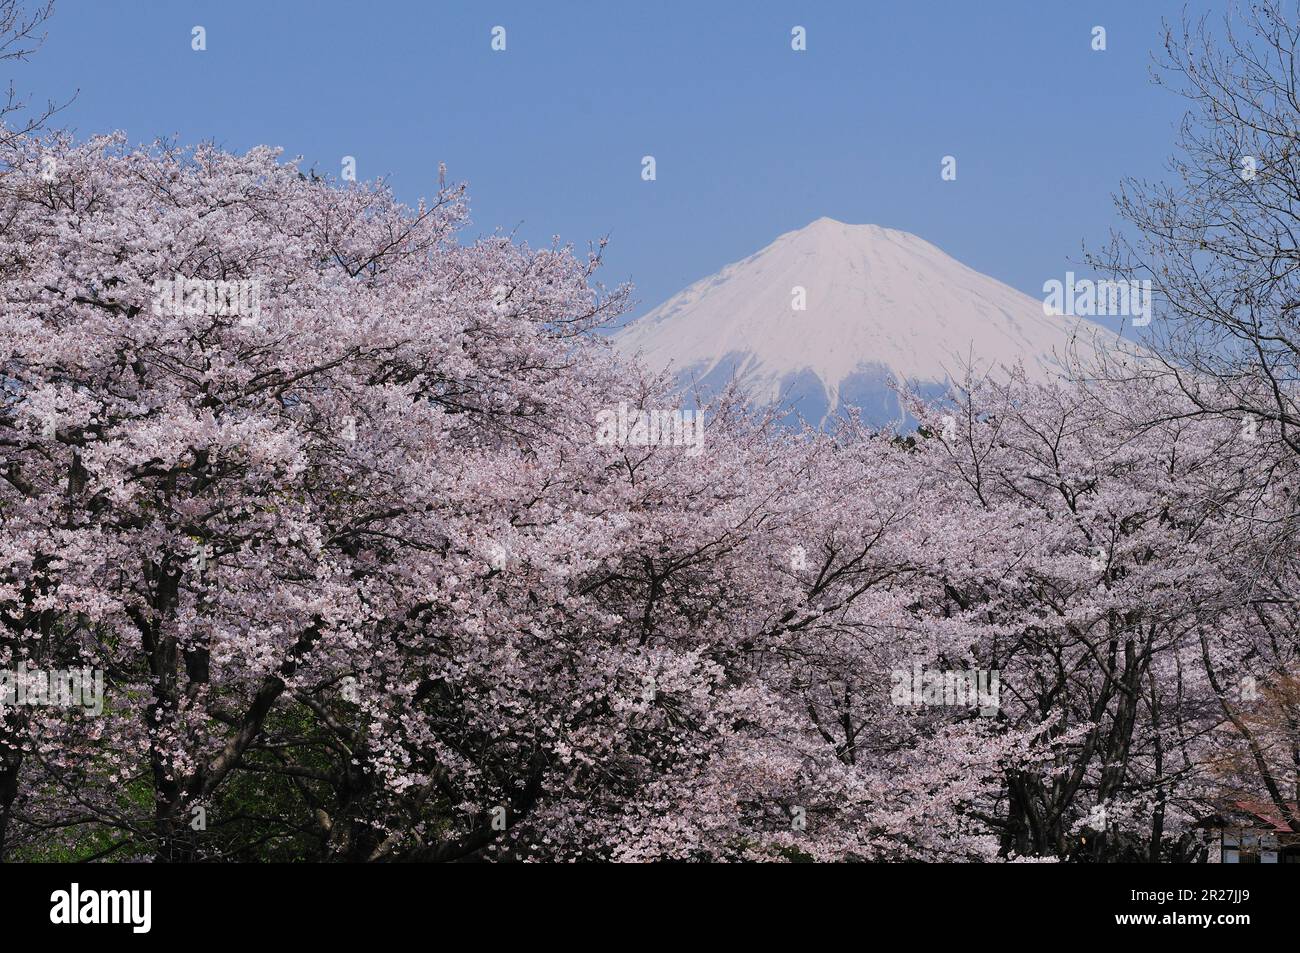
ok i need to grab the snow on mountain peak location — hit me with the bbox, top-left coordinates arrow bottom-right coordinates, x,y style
615,218 -> 1112,424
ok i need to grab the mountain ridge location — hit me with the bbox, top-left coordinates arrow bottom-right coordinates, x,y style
615,218 -> 1114,425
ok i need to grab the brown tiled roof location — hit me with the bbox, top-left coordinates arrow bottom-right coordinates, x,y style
1230,800 -> 1300,832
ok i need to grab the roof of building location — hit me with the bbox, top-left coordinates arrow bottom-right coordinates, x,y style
1196,799 -> 1300,832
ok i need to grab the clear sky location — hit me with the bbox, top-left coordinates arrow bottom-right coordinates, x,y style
10,0 -> 1212,324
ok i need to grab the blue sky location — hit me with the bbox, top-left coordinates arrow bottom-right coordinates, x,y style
11,1 -> 1209,323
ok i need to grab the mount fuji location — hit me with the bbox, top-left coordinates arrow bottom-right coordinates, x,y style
614,218 -> 1115,426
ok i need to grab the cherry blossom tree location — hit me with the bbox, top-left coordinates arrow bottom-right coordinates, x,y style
0,131 -> 983,861
2,74 -> 1296,862
1088,0 -> 1300,840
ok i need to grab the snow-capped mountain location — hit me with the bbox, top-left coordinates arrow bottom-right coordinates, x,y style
614,217 -> 1113,425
